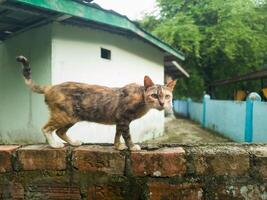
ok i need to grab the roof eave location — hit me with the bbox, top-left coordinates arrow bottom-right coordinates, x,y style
9,0 -> 185,61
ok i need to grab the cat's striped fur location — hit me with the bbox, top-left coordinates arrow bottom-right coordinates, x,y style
16,55 -> 176,150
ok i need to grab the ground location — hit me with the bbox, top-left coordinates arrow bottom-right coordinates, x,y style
146,117 -> 232,144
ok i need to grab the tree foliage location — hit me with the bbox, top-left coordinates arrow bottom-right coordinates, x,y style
139,0 -> 267,100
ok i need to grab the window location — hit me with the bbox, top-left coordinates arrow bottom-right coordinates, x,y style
101,48 -> 111,60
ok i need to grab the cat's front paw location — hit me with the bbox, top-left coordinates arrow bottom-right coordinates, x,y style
130,144 -> 141,151
69,140 -> 82,146
49,141 -> 65,148
114,143 -> 127,150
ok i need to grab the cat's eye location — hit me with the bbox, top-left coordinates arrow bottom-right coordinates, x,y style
151,94 -> 158,98
165,95 -> 171,99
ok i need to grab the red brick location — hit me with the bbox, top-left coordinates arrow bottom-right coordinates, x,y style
259,166 -> 267,179
196,146 -> 250,176
212,184 -> 267,200
210,154 -> 249,176
250,146 -> 267,179
72,145 -> 125,175
26,179 -> 81,199
131,147 -> 186,177
192,154 -> 207,175
0,181 -> 24,200
0,145 -> 20,173
148,182 -> 203,200
87,184 -> 124,200
18,145 -> 67,170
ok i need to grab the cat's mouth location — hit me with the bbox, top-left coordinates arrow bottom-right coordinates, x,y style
157,106 -> 165,111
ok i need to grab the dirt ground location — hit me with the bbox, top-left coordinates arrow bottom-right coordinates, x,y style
146,117 -> 232,144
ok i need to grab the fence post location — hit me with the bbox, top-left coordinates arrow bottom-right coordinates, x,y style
187,98 -> 192,118
202,94 -> 210,128
244,92 -> 261,142
245,99 -> 253,142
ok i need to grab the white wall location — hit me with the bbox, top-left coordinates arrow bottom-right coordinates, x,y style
51,23 -> 165,143
0,25 -> 51,144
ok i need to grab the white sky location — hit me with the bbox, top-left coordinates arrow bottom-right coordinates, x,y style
93,0 -> 158,20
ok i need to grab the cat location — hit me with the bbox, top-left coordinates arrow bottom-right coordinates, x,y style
16,55 -> 176,151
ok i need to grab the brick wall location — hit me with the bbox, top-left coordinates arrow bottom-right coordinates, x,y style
0,144 -> 266,200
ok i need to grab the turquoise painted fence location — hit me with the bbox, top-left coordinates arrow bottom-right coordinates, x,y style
188,102 -> 202,123
173,100 -> 189,117
173,98 -> 267,143
253,102 -> 267,142
173,100 -> 202,123
205,100 -> 246,142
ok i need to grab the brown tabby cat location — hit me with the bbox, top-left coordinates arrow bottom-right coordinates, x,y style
16,55 -> 176,151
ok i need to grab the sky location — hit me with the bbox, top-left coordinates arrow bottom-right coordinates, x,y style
93,0 -> 158,20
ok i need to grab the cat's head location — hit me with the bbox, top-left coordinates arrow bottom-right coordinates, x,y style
143,76 -> 176,111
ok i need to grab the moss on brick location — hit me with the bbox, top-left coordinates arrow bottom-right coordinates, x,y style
0,144 -> 267,199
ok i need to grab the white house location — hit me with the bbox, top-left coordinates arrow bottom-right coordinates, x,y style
0,0 -> 186,144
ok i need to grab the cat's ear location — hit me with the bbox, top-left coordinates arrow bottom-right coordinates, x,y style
144,75 -> 154,90
166,80 -> 177,91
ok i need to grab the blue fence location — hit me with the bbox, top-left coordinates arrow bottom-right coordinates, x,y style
173,98 -> 267,143
205,100 -> 246,142
189,102 -> 202,123
173,100 -> 189,117
253,102 -> 267,142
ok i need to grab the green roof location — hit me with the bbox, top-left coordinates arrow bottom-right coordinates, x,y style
7,0 -> 184,60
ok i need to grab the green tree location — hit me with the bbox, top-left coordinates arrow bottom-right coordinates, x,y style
139,0 -> 267,100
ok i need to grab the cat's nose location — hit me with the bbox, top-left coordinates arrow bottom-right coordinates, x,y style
159,101 -> 164,107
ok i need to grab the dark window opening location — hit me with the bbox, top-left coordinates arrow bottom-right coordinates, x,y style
101,48 -> 111,60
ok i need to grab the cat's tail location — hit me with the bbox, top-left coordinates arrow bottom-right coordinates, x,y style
16,55 -> 48,94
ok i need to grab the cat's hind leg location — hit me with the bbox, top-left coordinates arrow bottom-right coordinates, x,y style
114,130 -> 127,150
56,124 -> 82,146
42,122 -> 64,148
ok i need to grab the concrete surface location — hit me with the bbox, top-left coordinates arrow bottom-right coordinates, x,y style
147,117 -> 232,144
